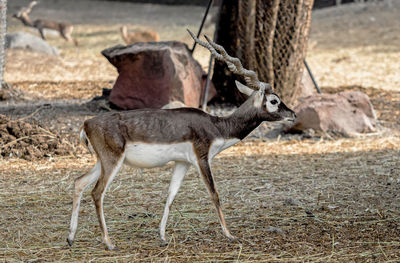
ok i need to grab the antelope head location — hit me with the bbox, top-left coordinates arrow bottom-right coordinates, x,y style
187,29 -> 296,124
13,1 -> 37,19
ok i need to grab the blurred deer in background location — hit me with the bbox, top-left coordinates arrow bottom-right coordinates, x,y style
120,25 -> 159,45
12,1 -> 78,46
66,29 -> 295,250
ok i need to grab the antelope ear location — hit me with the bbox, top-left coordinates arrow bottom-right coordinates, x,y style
254,86 -> 265,107
235,81 -> 254,97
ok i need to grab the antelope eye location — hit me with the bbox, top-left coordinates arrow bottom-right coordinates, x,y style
266,94 -> 280,112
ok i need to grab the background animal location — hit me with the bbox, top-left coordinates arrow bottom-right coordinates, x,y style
12,1 -> 78,46
120,25 -> 159,45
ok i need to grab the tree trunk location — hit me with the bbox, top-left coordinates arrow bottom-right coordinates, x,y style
212,0 -> 314,106
0,0 -> 7,87
0,0 -> 12,100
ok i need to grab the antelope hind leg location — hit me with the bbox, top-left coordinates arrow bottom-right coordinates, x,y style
91,157 -> 124,250
67,161 -> 101,246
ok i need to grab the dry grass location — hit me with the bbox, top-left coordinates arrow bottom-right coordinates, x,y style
307,2 -> 400,91
8,80 -> 111,101
0,137 -> 399,262
1,1 -> 400,262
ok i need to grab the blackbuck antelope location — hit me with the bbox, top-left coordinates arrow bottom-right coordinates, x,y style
67,30 -> 296,250
12,1 -> 78,46
120,25 -> 160,45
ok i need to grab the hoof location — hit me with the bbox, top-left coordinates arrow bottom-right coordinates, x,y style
234,237 -> 242,244
106,245 -> 119,251
160,240 -> 168,247
228,235 -> 236,240
227,234 -> 240,243
67,238 -> 73,247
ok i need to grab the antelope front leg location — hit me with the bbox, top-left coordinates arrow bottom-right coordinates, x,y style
197,158 -> 236,241
38,28 -> 46,40
159,161 -> 190,245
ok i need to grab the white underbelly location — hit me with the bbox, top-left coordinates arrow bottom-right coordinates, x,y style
124,142 -> 196,168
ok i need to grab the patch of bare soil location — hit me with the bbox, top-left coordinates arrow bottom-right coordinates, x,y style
0,114 -> 75,160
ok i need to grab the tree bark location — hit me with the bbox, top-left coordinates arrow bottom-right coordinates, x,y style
0,0 -> 7,86
212,0 -> 314,106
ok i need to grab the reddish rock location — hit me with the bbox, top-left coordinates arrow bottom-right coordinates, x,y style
290,91 -> 377,137
102,41 -> 216,110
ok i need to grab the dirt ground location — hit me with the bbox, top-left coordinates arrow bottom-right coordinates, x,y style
1,0 -> 400,262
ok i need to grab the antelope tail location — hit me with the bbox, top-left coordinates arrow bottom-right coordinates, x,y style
79,126 -> 94,154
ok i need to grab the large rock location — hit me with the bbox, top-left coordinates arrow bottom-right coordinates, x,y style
102,41 -> 216,110
6,32 -> 59,56
290,91 -> 377,137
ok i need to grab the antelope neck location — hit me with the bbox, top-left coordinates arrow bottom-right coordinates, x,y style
215,102 -> 262,140
21,14 -> 33,27
121,27 -> 129,38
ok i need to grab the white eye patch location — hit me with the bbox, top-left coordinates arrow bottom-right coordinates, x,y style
266,94 -> 280,112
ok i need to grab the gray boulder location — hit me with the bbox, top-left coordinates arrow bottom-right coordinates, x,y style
290,91 -> 377,137
6,32 -> 59,56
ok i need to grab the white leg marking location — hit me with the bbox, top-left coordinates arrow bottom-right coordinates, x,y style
159,161 -> 190,242
68,162 -> 101,243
